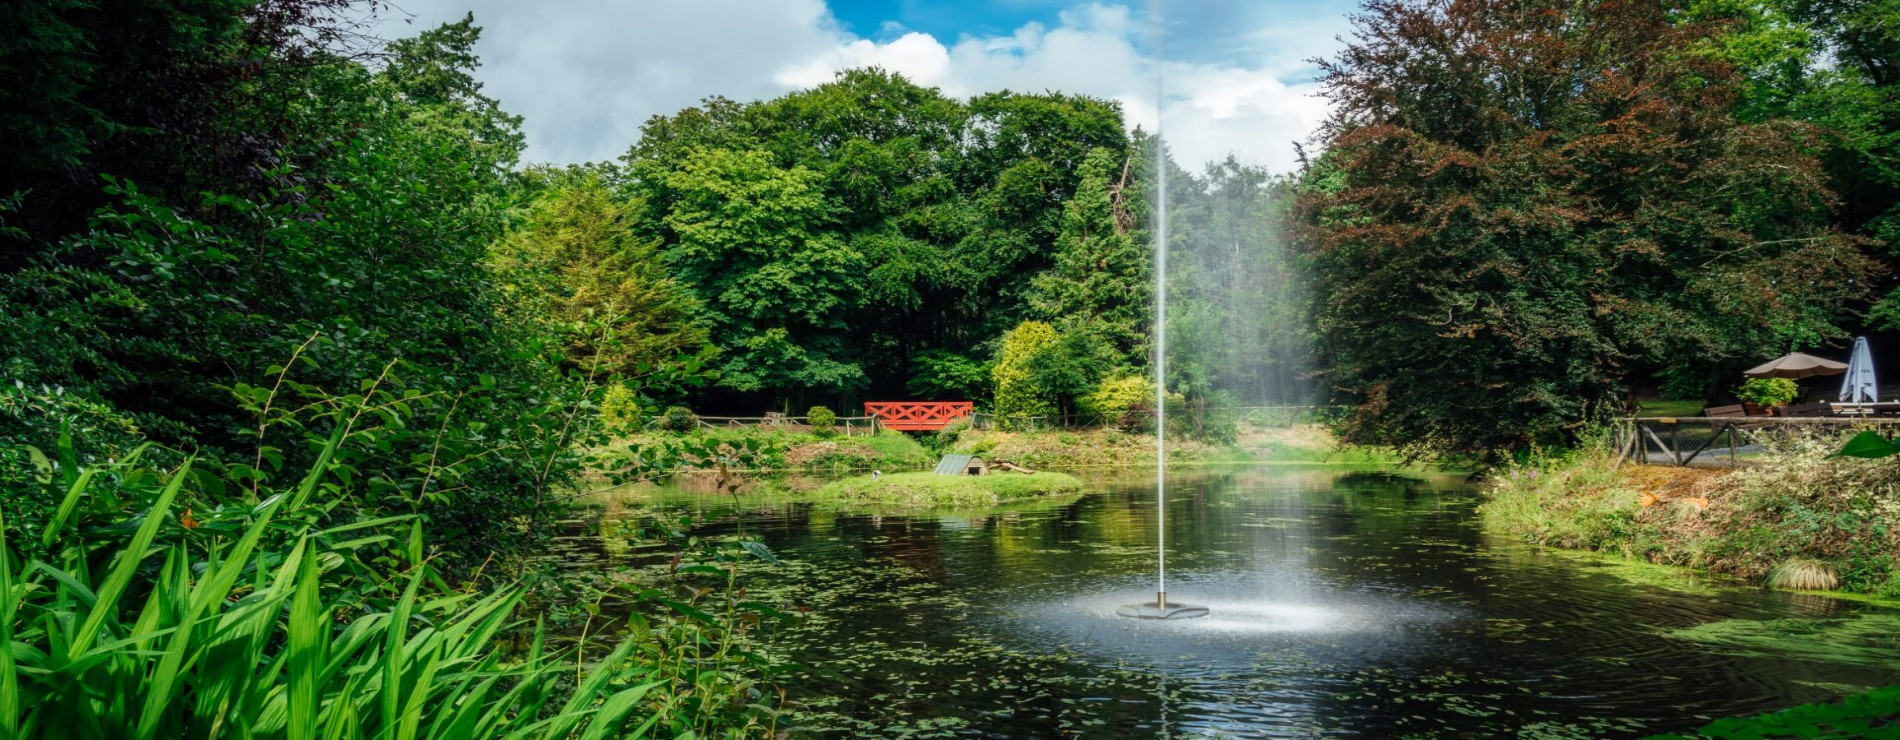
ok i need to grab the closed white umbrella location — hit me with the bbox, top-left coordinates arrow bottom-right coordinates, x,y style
1840,336 -> 1878,404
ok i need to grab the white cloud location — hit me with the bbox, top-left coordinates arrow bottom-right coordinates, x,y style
373,0 -> 1340,172
774,32 -> 952,88
778,2 -> 1335,172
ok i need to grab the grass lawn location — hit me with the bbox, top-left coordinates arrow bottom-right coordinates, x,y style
816,471 -> 1084,508
1637,399 -> 1706,418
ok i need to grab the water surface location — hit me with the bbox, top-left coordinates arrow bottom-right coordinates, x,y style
565,466 -> 1900,737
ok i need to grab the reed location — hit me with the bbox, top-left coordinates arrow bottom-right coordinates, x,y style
0,430 -> 670,739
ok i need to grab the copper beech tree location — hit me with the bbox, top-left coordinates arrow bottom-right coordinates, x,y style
1300,0 -> 1883,460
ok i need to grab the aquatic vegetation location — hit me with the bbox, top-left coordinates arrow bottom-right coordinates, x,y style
1644,686 -> 1900,739
1668,613 -> 1900,669
816,471 -> 1084,508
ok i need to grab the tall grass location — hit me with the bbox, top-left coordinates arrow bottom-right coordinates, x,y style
1482,428 -> 1900,596
2,423 -> 783,738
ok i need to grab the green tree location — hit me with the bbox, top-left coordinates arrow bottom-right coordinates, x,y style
1685,0 -> 1900,331
1304,0 -> 1880,459
491,168 -> 709,378
992,321 -> 1061,422
621,72 -> 1128,407
991,320 -> 1106,424
660,147 -> 867,399
1030,147 -> 1150,368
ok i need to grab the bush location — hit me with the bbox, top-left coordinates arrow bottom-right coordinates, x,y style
600,383 -> 643,434
807,405 -> 836,436
1736,377 -> 1799,407
992,321 -> 1061,424
1080,374 -> 1154,431
663,405 -> 698,432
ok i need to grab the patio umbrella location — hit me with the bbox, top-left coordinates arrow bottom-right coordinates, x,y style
1840,336 -> 1878,403
1743,352 -> 1848,379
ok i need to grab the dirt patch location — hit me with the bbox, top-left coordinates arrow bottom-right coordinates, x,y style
783,440 -> 880,468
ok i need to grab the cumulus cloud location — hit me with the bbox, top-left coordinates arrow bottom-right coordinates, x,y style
373,0 -> 1342,172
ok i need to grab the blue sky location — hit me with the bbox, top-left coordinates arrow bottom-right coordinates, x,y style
376,0 -> 1358,171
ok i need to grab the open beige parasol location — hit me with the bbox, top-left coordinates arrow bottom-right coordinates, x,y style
1743,352 -> 1848,379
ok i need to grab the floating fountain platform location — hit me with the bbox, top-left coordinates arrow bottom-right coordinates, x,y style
1116,593 -> 1209,620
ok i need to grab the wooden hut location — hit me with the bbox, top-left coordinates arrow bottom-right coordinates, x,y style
933,454 -> 990,476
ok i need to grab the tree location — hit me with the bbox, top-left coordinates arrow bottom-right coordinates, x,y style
620,71 -> 1130,408
992,321 -> 1062,423
1685,0 -> 1900,329
1030,147 -> 1150,369
491,169 -> 709,378
1304,0 -> 1881,459
990,320 -> 1107,424
1168,156 -> 1311,405
660,147 -> 867,400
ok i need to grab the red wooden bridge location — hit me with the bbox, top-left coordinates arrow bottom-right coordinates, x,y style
864,401 -> 974,431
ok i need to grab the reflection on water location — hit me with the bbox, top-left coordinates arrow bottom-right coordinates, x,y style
562,466 -> 1900,737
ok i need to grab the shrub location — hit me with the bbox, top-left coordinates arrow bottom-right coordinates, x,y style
1080,374 -> 1154,431
992,321 -> 1061,425
663,405 -> 698,432
807,405 -> 836,436
601,383 -> 643,434
1736,377 -> 1799,407
1767,558 -> 1841,591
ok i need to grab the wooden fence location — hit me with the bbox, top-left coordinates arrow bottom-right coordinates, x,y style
647,415 -> 884,436
969,405 -> 1333,431
1615,416 -> 1900,468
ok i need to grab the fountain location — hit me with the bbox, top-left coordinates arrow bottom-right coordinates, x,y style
1120,3 -> 1207,621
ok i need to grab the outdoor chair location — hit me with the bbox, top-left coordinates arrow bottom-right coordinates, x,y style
1703,404 -> 1747,418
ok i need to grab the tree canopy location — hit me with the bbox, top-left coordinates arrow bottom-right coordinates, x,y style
1303,0 -> 1881,459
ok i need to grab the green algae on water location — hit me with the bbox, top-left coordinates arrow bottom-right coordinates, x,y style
1668,613 -> 1900,669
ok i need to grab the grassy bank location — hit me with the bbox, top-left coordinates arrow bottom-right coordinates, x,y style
1482,434 -> 1900,597
614,428 -> 935,473
944,423 -> 1402,468
816,471 -> 1084,508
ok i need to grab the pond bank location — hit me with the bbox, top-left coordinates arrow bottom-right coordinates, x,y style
815,470 -> 1084,508
943,423 -> 1402,467
1481,434 -> 1900,599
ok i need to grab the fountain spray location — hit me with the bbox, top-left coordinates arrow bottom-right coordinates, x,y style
1119,0 -> 1208,621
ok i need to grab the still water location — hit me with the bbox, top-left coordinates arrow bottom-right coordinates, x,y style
568,466 -> 1900,737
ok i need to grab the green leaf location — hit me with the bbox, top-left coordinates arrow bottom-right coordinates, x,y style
1833,431 -> 1900,459
740,540 -> 779,564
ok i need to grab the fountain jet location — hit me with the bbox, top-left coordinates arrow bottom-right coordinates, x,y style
1120,0 -> 1205,622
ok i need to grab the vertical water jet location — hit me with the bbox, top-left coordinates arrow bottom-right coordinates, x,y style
1119,0 -> 1206,621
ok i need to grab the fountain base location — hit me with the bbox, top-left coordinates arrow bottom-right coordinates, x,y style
1116,594 -> 1209,620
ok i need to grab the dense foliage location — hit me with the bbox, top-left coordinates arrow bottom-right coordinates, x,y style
1303,0 -> 1882,459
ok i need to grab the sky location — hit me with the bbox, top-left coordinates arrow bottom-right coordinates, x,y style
371,0 -> 1358,173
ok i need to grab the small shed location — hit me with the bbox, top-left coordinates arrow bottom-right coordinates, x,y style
933,454 -> 990,476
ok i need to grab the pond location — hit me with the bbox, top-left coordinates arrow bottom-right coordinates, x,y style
563,466 -> 1900,737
